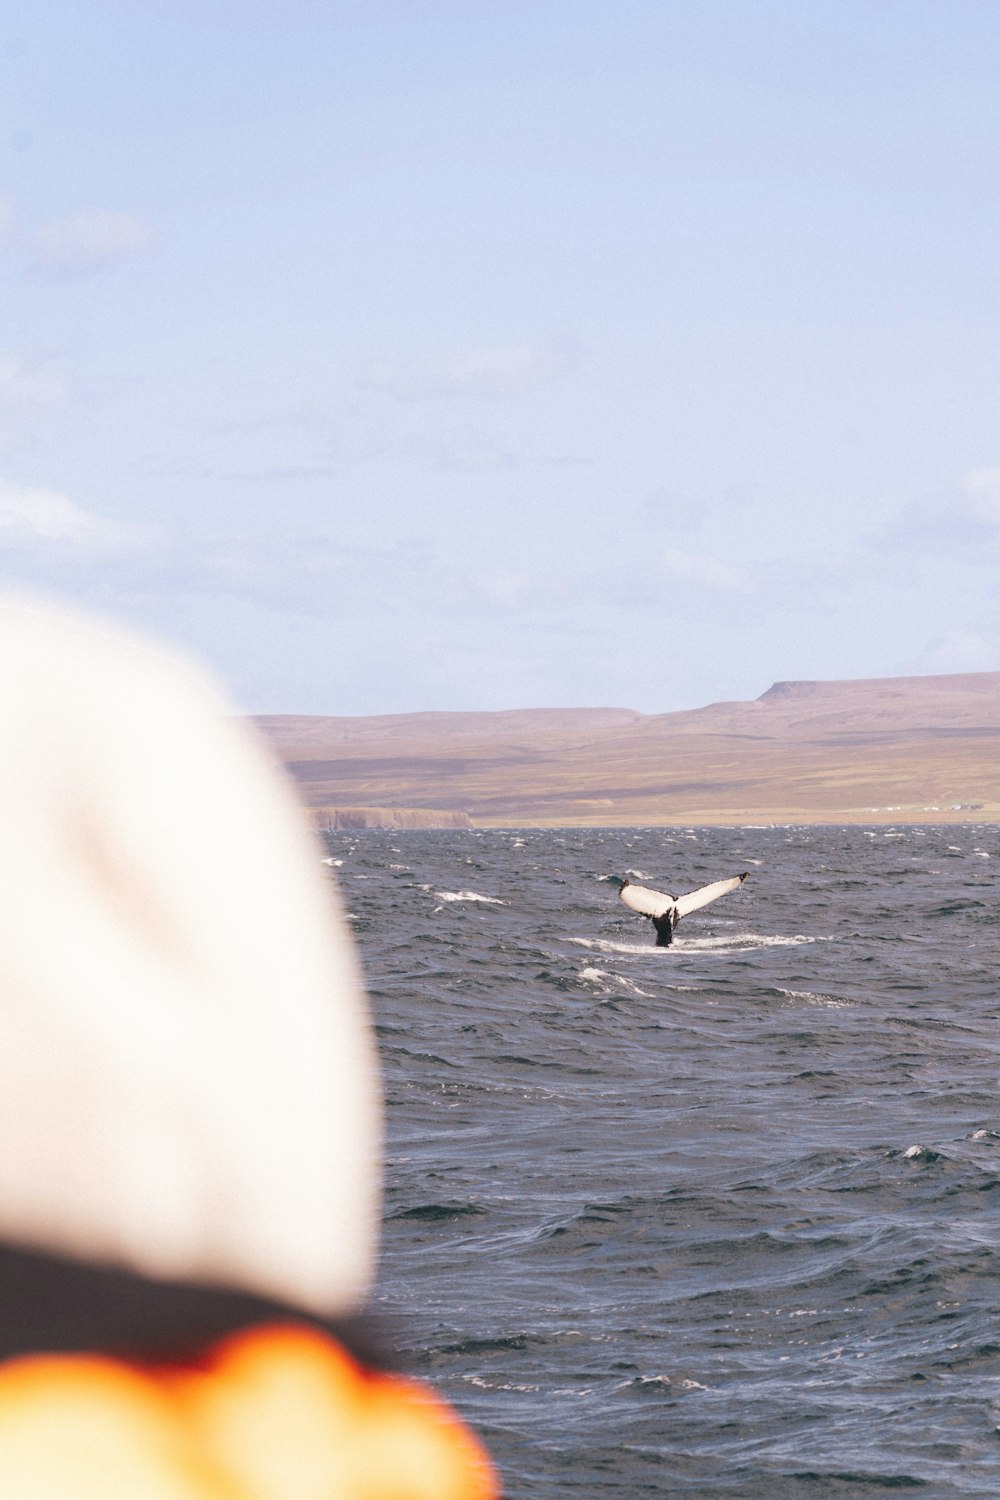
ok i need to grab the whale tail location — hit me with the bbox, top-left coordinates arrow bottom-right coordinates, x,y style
618,872 -> 748,944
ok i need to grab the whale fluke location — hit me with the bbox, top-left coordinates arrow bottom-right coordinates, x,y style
618,872 -> 748,946
675,873 -> 749,918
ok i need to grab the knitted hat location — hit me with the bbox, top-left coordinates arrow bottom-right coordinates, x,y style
0,593 -> 380,1315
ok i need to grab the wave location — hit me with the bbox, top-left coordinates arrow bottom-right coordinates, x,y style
389,1201 -> 486,1221
675,932 -> 824,952
569,932 -> 823,957
434,890 -> 508,905
569,937 -> 659,955
773,986 -> 859,1008
578,966 -> 654,998
615,1374 -> 710,1393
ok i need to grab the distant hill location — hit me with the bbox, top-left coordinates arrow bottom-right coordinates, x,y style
254,671 -> 1000,826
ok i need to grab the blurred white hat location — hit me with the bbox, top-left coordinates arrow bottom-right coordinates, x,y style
0,593 -> 380,1314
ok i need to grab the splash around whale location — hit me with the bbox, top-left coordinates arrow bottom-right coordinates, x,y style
615,872 -> 749,946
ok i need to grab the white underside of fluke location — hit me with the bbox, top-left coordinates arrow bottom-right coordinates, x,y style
619,873 -> 747,922
675,874 -> 748,918
618,882 -> 676,919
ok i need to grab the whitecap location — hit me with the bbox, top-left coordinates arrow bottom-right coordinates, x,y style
569,937 -> 656,956
571,933 -> 822,956
903,1144 -> 939,1161
775,986 -> 856,1009
435,889 -> 508,905
579,966 -> 654,999
464,1375 -> 542,1393
676,932 -> 823,952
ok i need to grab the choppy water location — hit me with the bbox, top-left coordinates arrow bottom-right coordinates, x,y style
325,825 -> 1000,1498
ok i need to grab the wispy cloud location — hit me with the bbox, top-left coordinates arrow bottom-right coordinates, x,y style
365,339 -> 582,401
0,481 -> 147,551
54,524 -> 569,627
0,197 -> 13,248
962,467 -> 1000,525
659,548 -> 752,592
327,424 -> 584,473
879,468 -> 1000,558
0,354 -> 72,455
0,355 -> 70,414
640,481 -> 758,534
29,210 -> 157,281
912,627 -> 997,675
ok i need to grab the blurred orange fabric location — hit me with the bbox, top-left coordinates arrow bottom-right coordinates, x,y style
0,1323 -> 499,1500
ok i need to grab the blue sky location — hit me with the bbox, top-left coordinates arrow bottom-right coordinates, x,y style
3,1 -> 1000,713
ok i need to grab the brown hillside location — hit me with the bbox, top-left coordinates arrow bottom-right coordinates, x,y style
254,672 -> 1000,826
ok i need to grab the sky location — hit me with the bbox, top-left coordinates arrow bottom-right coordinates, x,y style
3,0 -> 1000,715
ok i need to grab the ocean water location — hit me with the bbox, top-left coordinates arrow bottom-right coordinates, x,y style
325,825 -> 1000,1498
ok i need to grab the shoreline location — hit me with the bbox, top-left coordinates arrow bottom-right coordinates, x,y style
311,807 -> 1000,831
